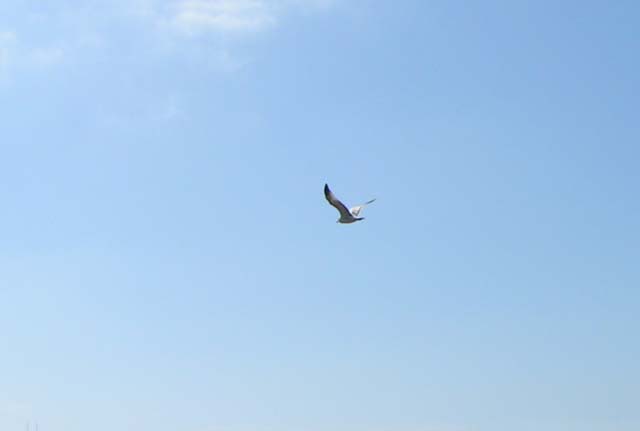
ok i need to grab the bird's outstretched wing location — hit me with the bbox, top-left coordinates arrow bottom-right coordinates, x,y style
324,184 -> 352,219
350,198 -> 376,217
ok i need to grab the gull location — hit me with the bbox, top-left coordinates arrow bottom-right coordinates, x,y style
324,183 -> 376,224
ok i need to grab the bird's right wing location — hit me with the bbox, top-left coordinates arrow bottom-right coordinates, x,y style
324,184 -> 352,218
350,198 -> 376,216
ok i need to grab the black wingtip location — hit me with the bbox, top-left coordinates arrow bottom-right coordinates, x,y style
324,184 -> 333,201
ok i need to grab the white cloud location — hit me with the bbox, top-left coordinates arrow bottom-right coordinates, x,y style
171,0 -> 277,35
146,0 -> 336,37
121,0 -> 338,70
286,0 -> 337,11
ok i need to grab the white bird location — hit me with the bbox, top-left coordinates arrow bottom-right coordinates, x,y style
324,183 -> 375,224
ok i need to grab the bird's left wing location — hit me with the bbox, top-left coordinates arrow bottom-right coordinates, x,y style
324,184 -> 352,218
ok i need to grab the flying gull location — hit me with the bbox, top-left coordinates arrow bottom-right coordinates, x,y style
324,183 -> 375,224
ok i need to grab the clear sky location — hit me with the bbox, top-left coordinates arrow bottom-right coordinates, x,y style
1,1 -> 639,431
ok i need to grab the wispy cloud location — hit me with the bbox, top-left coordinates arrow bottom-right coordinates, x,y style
29,46 -> 65,67
0,0 -> 336,81
145,0 -> 336,37
0,31 -> 16,70
171,0 -> 277,35
0,31 -> 64,75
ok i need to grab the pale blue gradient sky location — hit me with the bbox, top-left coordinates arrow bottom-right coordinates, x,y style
1,1 -> 639,431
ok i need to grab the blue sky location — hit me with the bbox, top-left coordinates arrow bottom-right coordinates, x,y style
1,1 -> 639,430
